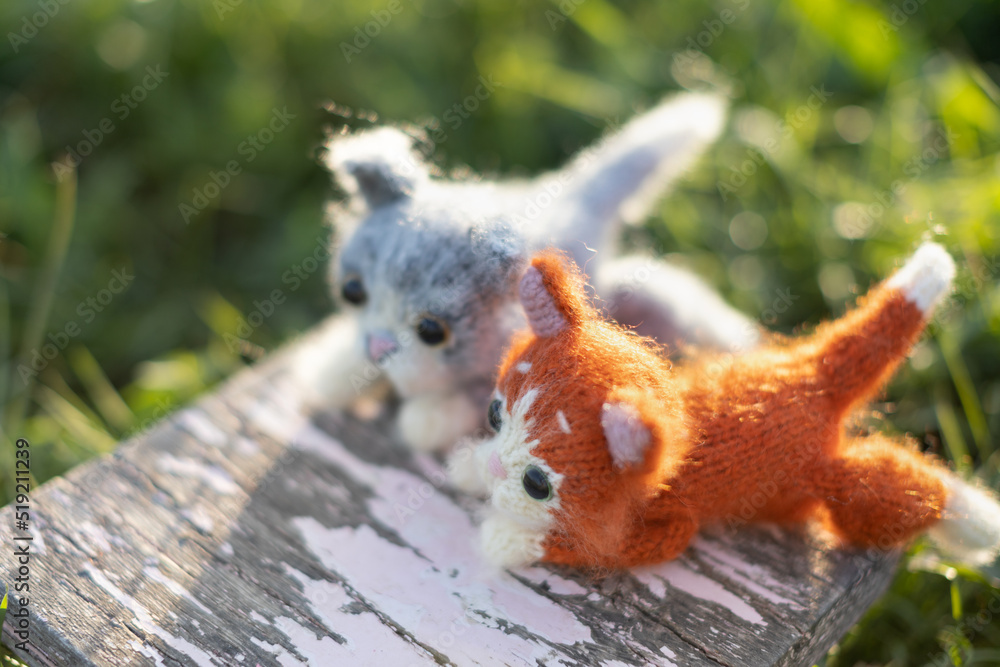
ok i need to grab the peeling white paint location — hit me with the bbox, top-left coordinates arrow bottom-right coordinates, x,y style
181,506 -> 215,534
129,640 -> 167,666
158,453 -> 240,495
411,451 -> 448,484
141,565 -> 213,617
288,424 -> 596,662
77,521 -> 112,556
633,561 -> 766,625
295,519 -> 587,666
48,489 -> 72,506
520,567 -> 588,597
693,537 -> 804,609
250,635 -> 295,664
250,401 -> 303,441
29,523 -> 47,556
84,566 -> 216,665
178,410 -> 227,447
284,566 -> 434,664
247,381 -> 308,441
271,615 -> 346,665
234,436 -> 260,456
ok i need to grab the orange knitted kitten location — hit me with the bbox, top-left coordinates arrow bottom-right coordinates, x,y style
450,243 -> 1000,570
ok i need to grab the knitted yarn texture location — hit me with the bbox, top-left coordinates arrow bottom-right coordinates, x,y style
456,244 -> 1000,570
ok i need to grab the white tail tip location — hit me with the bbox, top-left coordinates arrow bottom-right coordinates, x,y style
646,92 -> 727,142
886,242 -> 956,315
928,476 -> 1000,567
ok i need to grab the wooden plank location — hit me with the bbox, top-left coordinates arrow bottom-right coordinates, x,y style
0,321 -> 899,666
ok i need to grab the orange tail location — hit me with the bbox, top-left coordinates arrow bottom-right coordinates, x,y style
807,243 -> 954,413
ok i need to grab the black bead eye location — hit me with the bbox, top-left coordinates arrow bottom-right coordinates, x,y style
341,277 -> 366,305
487,399 -> 503,432
522,466 -> 551,501
416,317 -> 448,346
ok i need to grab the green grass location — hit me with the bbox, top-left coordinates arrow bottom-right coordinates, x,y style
2,0 -> 999,663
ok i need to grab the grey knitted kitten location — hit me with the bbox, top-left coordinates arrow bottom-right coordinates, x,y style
297,93 -> 758,452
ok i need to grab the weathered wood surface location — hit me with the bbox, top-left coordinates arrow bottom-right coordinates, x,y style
0,324 -> 900,667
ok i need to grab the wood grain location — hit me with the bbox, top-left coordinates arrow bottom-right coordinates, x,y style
0,322 -> 899,666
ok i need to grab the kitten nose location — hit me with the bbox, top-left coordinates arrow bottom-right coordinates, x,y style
367,332 -> 399,362
488,452 -> 507,479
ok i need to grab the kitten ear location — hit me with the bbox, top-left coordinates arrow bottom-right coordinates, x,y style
324,127 -> 429,208
470,221 -> 526,290
519,251 -> 590,337
601,401 -> 653,470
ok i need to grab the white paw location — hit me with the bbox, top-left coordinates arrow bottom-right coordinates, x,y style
446,438 -> 490,496
928,476 -> 1000,566
887,243 -> 956,315
292,315 -> 384,408
398,393 -> 480,453
480,513 -> 546,570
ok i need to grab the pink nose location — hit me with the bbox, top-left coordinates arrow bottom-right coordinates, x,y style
488,452 -> 507,479
367,333 -> 398,362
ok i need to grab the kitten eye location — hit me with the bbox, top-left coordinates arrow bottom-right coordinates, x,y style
342,277 -> 367,305
522,466 -> 551,501
487,399 -> 503,432
416,316 -> 448,346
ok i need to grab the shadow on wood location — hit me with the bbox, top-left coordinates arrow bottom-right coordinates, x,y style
0,325 -> 899,666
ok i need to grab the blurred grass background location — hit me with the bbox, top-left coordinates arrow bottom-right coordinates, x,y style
1,0 -> 999,664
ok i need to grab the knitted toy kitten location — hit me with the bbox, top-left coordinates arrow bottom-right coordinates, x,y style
450,244 -> 1000,570
297,93 -> 759,452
